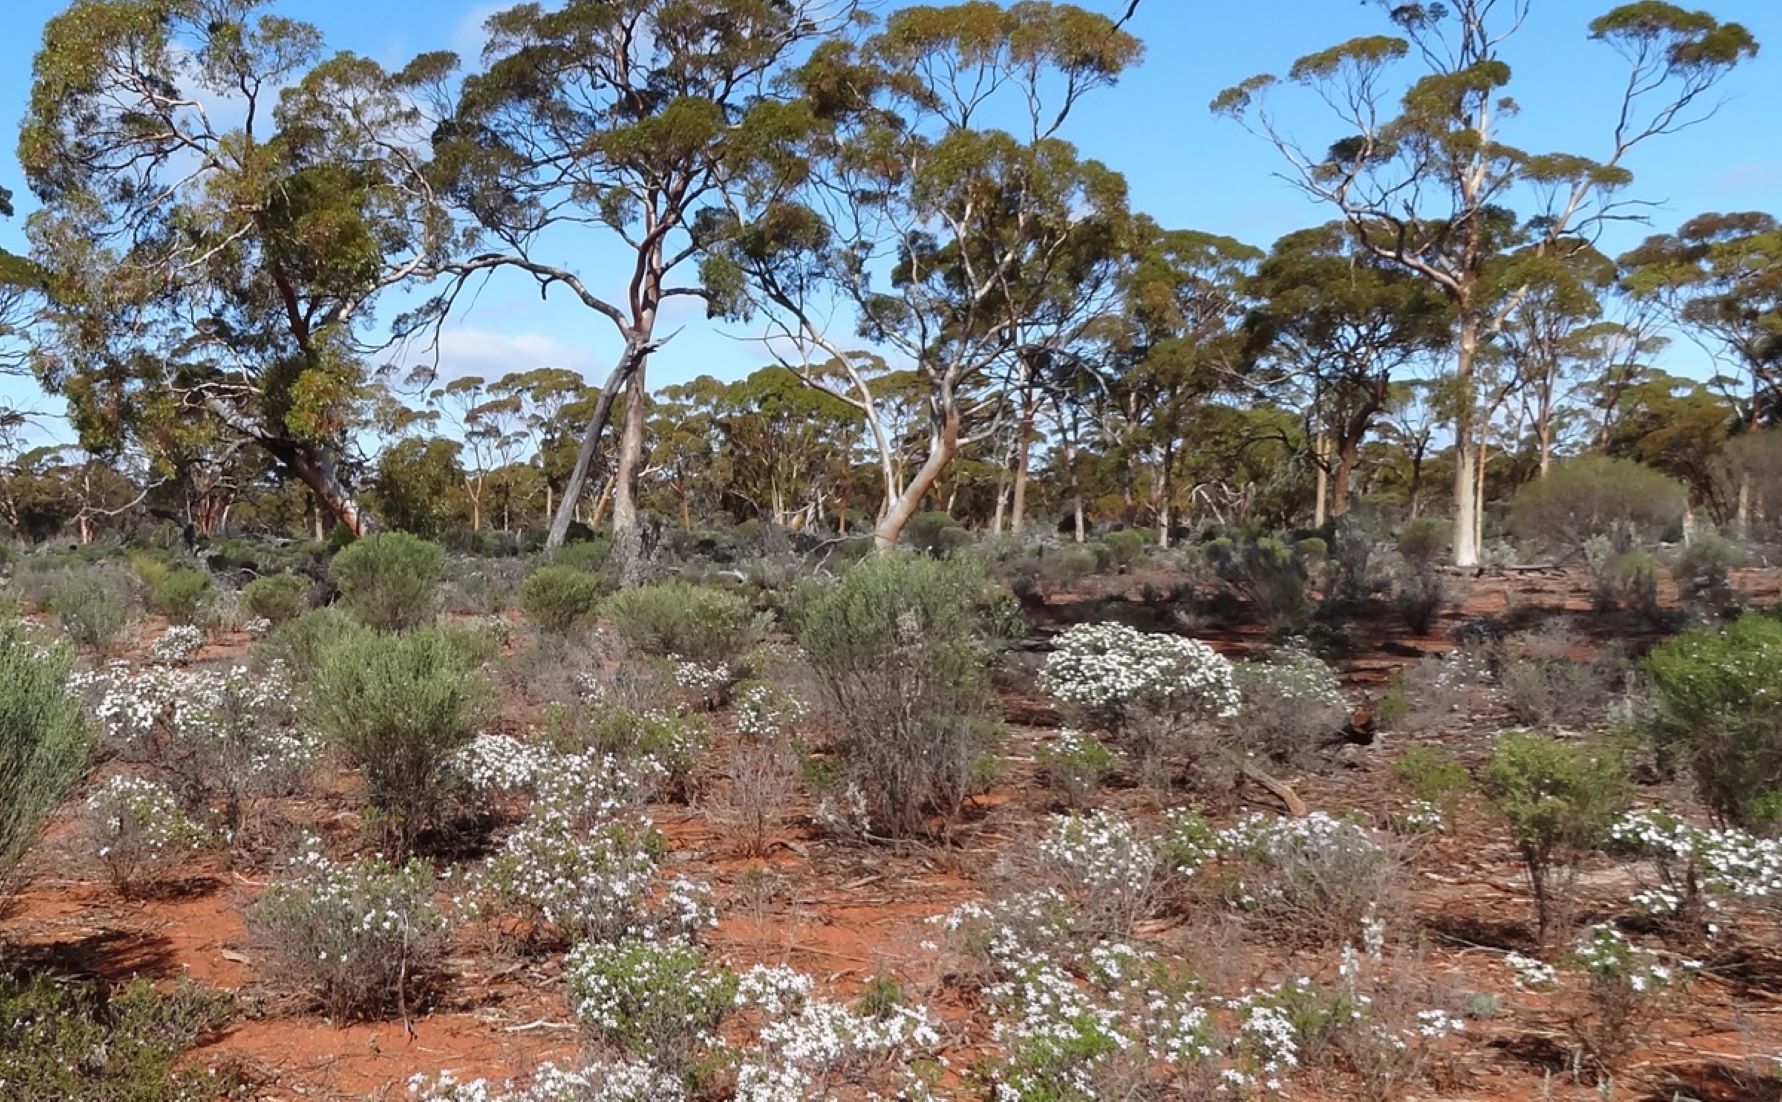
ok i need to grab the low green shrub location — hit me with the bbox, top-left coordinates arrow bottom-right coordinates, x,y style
796,554 -> 1005,836
310,629 -> 489,855
256,607 -> 366,681
1396,517 -> 1448,567
1483,730 -> 1629,943
1205,536 -> 1309,628
1645,613 -> 1782,828
1509,457 -> 1685,551
329,532 -> 445,631
47,569 -> 135,651
602,581 -> 764,664
0,623 -> 93,891
241,573 -> 311,625
145,568 -> 211,625
520,565 -> 603,636
905,511 -> 966,557
0,973 -> 237,1100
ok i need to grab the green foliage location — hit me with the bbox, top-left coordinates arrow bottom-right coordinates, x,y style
310,630 -> 488,855
1100,529 -> 1152,569
565,937 -> 736,1075
242,573 -> 311,625
1593,549 -> 1660,619
1396,518 -> 1448,567
371,436 -> 464,539
1645,613 -> 1782,827
0,623 -> 92,886
329,532 -> 445,632
1035,729 -> 1119,809
795,554 -> 1004,836
1392,746 -> 1470,815
602,581 -> 764,664
0,973 -> 236,1101
905,511 -> 968,557
257,607 -> 365,680
1508,457 -> 1685,550
145,568 -> 211,626
519,565 -> 603,636
1673,531 -> 1745,614
46,567 -> 134,651
1205,536 -> 1309,628
1483,731 -> 1629,941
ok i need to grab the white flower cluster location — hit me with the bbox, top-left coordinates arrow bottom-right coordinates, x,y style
1572,924 -> 1691,995
1031,811 -> 1163,932
670,656 -> 731,697
459,817 -> 665,943
1039,622 -> 1240,723
410,1062 -> 686,1102
85,774 -> 209,887
245,616 -> 274,638
1609,808 -> 1782,927
564,935 -> 735,1053
1237,648 -> 1347,716
454,731 -> 666,819
733,987 -> 940,1102
147,624 -> 205,664
71,660 -> 317,789
1504,952 -> 1558,989
252,842 -> 447,1012
1400,799 -> 1448,835
731,680 -> 806,741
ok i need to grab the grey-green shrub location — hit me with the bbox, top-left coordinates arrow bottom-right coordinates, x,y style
795,554 -> 1003,836
520,565 -> 602,636
329,532 -> 445,632
602,581 -> 763,664
310,629 -> 488,855
257,607 -> 365,681
1509,456 -> 1685,551
1483,730 -> 1628,943
47,568 -> 134,651
241,573 -> 311,625
146,568 -> 211,625
0,623 -> 92,885
1645,612 -> 1782,827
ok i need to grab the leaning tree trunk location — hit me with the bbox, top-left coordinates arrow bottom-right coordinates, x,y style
545,342 -> 645,549
873,409 -> 960,552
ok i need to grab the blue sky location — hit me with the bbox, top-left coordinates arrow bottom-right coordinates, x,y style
2,0 -> 1779,447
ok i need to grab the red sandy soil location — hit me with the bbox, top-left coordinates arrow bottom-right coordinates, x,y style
5,565 -> 1782,1100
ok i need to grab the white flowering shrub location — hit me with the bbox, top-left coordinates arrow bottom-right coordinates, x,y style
1034,728 -> 1118,808
459,817 -> 666,946
1214,812 -> 1401,947
249,844 -> 447,1020
1232,648 -> 1349,762
669,656 -> 732,710
84,775 -> 209,894
1039,622 -> 1238,778
71,661 -> 317,826
411,1062 -> 686,1102
730,679 -> 807,741
566,937 -> 737,1076
1567,925 -> 1693,1075
1040,622 -> 1240,723
147,624 -> 204,665
565,706 -> 710,802
454,732 -> 666,823
1027,811 -> 1165,935
1609,809 -> 1782,944
733,988 -> 939,1102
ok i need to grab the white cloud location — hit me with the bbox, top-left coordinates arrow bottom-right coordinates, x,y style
413,325 -> 606,387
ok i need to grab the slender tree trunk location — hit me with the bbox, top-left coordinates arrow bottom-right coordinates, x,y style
1453,316 -> 1482,567
1064,435 -> 1086,543
1011,390 -> 1036,535
276,442 -> 372,538
1332,435 -> 1362,519
1312,430 -> 1329,529
545,342 -> 643,548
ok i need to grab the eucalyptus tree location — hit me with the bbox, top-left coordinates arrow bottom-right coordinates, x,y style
1497,244 -> 1617,477
427,0 -> 857,561
20,0 -> 467,535
1214,0 -> 1757,565
1099,223 -> 1260,542
1622,211 -> 1782,530
1243,223 -> 1451,521
707,1 -> 1142,550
